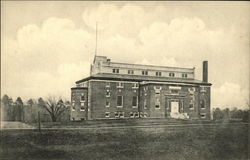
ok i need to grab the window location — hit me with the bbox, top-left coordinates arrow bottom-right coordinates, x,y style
200,113 -> 206,118
130,112 -> 134,118
80,93 -> 85,102
156,72 -> 162,76
117,96 -> 123,107
132,96 -> 138,108
155,104 -> 160,109
182,73 -> 188,78
144,112 -> 148,118
200,86 -> 206,93
105,112 -> 110,118
200,100 -> 206,109
115,112 -> 119,118
169,72 -> 175,77
189,100 -> 194,109
132,83 -> 139,88
80,106 -> 85,111
72,101 -> 75,106
142,70 -> 148,75
106,101 -> 110,107
135,112 -> 139,118
106,90 -> 110,97
128,70 -> 134,74
112,68 -> 119,73
106,82 -> 110,88
119,112 -> 124,118
144,100 -> 147,109
117,82 -> 124,88
80,102 -> 84,106
72,106 -> 75,111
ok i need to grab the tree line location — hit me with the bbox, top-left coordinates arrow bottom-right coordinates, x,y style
213,107 -> 249,122
1,95 -> 71,123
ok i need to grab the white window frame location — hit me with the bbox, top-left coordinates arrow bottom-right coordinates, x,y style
119,112 -> 125,118
117,82 -> 124,88
115,112 -> 119,118
135,112 -> 139,118
128,70 -> 134,74
106,101 -> 110,108
106,90 -> 111,97
169,72 -> 175,77
80,107 -> 85,111
132,83 -> 139,89
130,112 -> 134,118
200,113 -> 206,119
105,112 -> 110,118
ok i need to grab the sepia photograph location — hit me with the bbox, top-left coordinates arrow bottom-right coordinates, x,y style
1,1 -> 249,160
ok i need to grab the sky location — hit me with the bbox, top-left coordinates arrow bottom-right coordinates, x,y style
1,1 -> 249,109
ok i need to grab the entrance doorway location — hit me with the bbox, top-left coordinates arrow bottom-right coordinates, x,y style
171,101 -> 179,113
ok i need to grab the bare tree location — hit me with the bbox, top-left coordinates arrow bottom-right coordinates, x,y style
40,97 -> 68,122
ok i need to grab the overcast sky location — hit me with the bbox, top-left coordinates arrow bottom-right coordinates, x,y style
1,1 -> 249,109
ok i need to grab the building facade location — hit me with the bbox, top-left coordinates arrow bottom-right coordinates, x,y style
71,56 -> 212,121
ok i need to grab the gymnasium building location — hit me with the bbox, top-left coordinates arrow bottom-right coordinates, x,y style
71,55 -> 211,121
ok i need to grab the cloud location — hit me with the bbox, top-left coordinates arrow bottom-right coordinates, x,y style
212,82 -> 249,110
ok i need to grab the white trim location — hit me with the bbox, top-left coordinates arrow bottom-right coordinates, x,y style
141,81 -> 200,86
89,79 -> 138,84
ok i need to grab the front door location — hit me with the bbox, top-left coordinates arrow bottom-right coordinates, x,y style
171,101 -> 179,113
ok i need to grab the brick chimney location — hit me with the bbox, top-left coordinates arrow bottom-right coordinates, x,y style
202,61 -> 208,83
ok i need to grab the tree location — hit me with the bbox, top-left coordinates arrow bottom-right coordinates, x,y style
27,99 -> 34,106
40,97 -> 68,122
15,97 -> 24,122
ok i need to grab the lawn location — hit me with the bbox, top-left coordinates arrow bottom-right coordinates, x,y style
0,122 -> 249,160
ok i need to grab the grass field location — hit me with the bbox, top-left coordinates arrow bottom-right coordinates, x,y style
0,122 -> 249,160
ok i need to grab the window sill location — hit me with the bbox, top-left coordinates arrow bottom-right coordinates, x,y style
117,106 -> 123,108
132,106 -> 138,108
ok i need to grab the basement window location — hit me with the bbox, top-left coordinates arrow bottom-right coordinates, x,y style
200,113 -> 206,119
135,113 -> 139,118
130,112 -> 134,118
105,112 -> 110,118
115,112 -> 119,118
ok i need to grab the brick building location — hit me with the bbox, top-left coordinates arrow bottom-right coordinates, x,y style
71,56 -> 212,121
